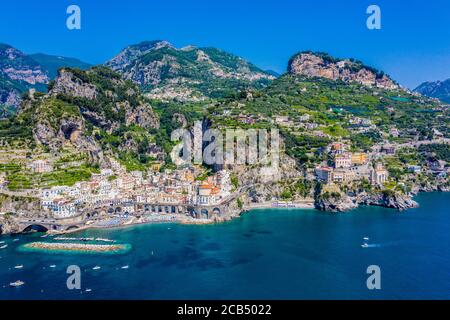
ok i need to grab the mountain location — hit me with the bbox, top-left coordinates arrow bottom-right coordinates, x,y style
414,79 -> 450,103
29,53 -> 91,78
288,51 -> 399,90
0,44 -> 48,116
210,52 -> 444,162
1,67 -> 160,169
106,40 -> 275,101
0,44 -> 91,116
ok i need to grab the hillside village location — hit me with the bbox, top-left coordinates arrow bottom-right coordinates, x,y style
0,45 -> 449,234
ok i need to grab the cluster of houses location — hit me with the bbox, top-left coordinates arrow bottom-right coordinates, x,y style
39,160 -> 233,219
315,142 -> 388,186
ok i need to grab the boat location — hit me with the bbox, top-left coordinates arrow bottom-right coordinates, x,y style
0,245 -> 8,249
121,265 -> 129,269
361,243 -> 369,248
9,280 -> 25,287
0,241 -> 5,244
85,288 -> 92,292
14,265 -> 24,269
92,266 -> 101,270
12,239 -> 19,242
49,265 -> 56,268
363,237 -> 370,241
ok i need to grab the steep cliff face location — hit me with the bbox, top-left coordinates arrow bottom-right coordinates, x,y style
358,192 -> 419,211
7,67 -> 160,165
106,40 -> 275,101
288,52 -> 398,90
315,194 -> 358,212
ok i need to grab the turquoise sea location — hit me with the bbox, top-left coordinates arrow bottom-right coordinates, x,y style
0,192 -> 449,300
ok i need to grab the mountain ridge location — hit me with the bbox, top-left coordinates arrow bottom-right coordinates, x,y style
0,43 -> 91,115
105,40 -> 275,101
414,78 -> 450,103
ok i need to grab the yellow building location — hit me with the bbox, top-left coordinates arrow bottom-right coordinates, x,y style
351,153 -> 367,165
151,162 -> 162,172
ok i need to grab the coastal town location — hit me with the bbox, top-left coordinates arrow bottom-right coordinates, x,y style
0,47 -> 448,235
0,120 -> 448,234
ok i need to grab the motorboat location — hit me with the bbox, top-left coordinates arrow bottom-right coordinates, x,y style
9,280 -> 25,287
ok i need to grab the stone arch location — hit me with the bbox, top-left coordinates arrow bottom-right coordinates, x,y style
201,209 -> 209,219
66,225 -> 79,231
22,224 -> 48,233
213,207 -> 221,215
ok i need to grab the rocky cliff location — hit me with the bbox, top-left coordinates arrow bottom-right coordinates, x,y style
288,52 -> 399,90
5,66 -> 161,166
314,190 -> 419,213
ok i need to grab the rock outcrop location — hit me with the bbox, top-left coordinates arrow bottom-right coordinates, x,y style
49,69 -> 97,99
315,194 -> 358,212
358,192 -> 419,211
288,52 -> 399,90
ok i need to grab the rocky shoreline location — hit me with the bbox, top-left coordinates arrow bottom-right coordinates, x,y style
314,191 -> 421,213
1,191 -> 448,236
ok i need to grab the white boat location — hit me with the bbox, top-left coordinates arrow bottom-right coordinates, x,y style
363,237 -> 370,241
92,266 -> 101,270
9,280 -> 25,287
12,239 -> 19,242
0,241 -> 5,244
121,265 -> 129,269
85,288 -> 92,292
14,265 -> 24,269
0,245 -> 8,249
361,243 -> 369,248
49,265 -> 56,268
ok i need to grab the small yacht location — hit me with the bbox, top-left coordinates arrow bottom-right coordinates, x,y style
0,245 -> 7,249
85,288 -> 92,292
49,265 -> 56,268
14,265 -> 24,269
12,239 -> 19,242
363,237 -> 370,241
361,243 -> 369,248
92,266 -> 101,270
121,265 -> 129,269
9,280 -> 25,287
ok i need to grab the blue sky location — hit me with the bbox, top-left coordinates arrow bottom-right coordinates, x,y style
1,0 -> 449,88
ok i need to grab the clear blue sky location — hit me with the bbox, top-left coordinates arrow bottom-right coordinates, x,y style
1,0 -> 449,88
